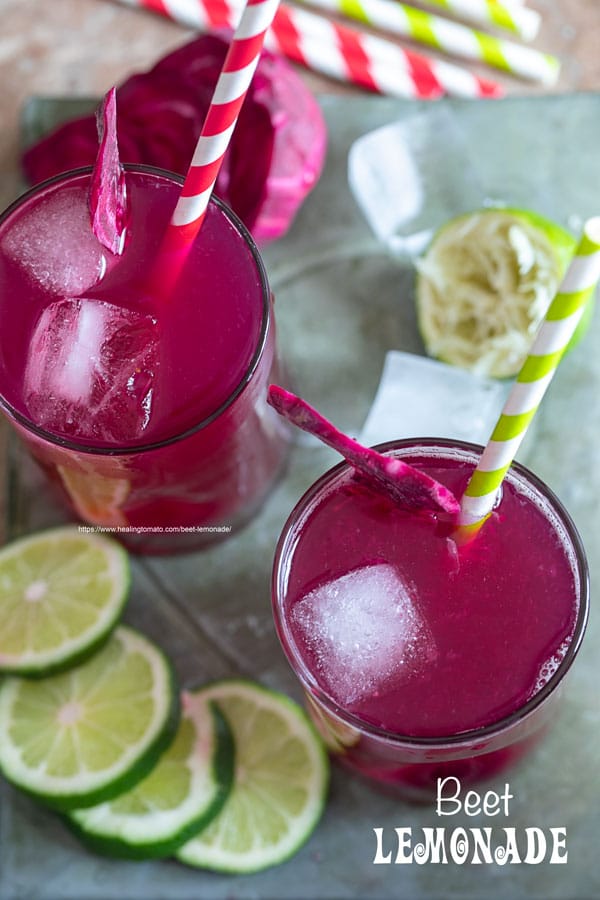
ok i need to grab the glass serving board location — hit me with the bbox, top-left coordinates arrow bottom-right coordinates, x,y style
1,93 -> 600,900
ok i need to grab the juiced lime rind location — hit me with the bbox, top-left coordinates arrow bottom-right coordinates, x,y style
0,625 -> 179,811
502,207 -> 576,274
415,207 -> 586,379
176,679 -> 329,874
427,206 -> 577,274
501,210 -> 595,350
0,526 -> 130,677
66,694 -> 234,859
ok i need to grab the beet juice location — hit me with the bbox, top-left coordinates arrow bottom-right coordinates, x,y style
272,439 -> 588,800
0,167 -> 289,552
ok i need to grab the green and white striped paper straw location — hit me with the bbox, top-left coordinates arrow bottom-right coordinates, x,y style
421,0 -> 540,40
459,218 -> 600,529
298,0 -> 560,83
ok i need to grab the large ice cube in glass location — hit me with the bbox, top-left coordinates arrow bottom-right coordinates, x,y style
3,186 -> 108,297
24,297 -> 158,444
291,564 -> 430,707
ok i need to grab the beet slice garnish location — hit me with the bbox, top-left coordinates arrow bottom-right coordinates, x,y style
267,385 -> 459,516
88,87 -> 128,256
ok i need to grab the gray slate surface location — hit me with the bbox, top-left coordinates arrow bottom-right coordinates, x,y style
1,93 -> 599,900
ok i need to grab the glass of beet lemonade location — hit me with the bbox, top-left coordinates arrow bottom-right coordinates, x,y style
272,438 -> 589,800
0,165 -> 289,553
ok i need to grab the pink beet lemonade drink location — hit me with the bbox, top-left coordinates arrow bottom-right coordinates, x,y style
0,166 -> 289,552
272,439 -> 588,800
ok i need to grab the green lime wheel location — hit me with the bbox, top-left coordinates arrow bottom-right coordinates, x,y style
67,689 -> 234,859
177,679 -> 329,874
0,526 -> 130,677
0,625 -> 179,810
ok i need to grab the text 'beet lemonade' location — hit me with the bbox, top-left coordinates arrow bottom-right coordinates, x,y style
0,167 -> 289,552
272,437 -> 588,801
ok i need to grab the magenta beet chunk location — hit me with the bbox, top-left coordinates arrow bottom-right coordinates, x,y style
88,88 -> 128,256
21,35 -> 326,244
267,386 -> 460,516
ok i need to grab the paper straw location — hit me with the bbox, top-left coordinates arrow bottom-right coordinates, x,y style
418,0 -> 540,41
111,0 -> 503,99
272,4 -> 503,97
459,218 -> 600,530
267,6 -> 443,98
158,0 -> 281,262
296,0 -> 560,84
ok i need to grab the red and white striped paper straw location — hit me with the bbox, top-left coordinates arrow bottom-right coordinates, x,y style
112,0 -> 503,99
271,4 -> 502,98
298,0 -> 558,85
162,0 -> 280,255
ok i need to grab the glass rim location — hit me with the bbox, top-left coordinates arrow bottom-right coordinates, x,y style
0,163 -> 271,457
271,437 -> 590,750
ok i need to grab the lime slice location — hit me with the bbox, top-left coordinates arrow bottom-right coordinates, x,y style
58,466 -> 130,528
176,680 -> 329,874
0,625 -> 179,810
0,526 -> 130,677
415,208 -> 581,378
67,690 -> 234,859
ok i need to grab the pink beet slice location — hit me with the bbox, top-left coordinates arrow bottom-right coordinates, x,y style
88,87 -> 128,255
267,386 -> 459,516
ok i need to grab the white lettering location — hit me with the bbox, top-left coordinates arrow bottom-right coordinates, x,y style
372,827 -> 392,864
470,827 -> 493,864
394,828 -> 413,864
436,777 -> 462,816
449,828 -> 469,864
524,827 -> 546,864
370,823 -> 568,867
436,778 -> 513,817
495,828 -> 521,865
416,828 -> 448,865
549,827 -> 568,863
485,785 -> 513,816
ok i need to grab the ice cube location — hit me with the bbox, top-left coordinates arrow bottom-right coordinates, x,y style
348,106 -> 486,258
359,351 -> 509,448
291,564 -> 427,707
24,297 -> 158,443
3,186 -> 108,297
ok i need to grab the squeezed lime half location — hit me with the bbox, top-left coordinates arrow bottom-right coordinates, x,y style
416,208 -> 584,378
